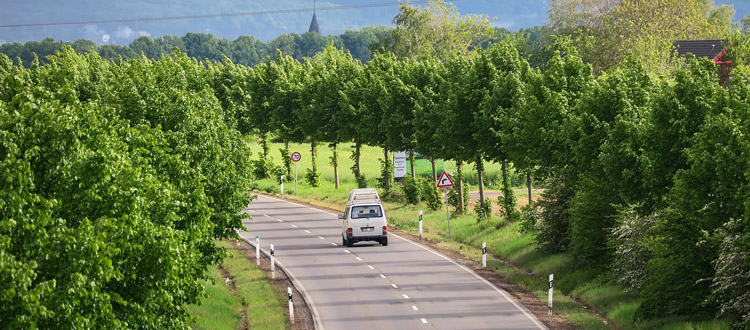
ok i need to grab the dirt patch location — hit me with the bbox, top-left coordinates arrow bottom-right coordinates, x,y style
231,239 -> 315,330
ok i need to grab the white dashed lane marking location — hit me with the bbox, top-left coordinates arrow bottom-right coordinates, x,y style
412,306 -> 419,311
344,250 -> 351,254
391,284 -> 398,289
319,236 -> 325,240
379,274 -> 386,278
402,294 -> 409,299
368,265 -> 374,270
355,257 -> 362,261
331,243 -> 338,246
291,224 -> 298,228
305,230 -> 312,234
421,318 -> 428,324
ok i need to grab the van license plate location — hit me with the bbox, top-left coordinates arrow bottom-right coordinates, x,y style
361,227 -> 374,232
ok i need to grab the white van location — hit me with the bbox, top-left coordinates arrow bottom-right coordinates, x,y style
339,188 -> 388,247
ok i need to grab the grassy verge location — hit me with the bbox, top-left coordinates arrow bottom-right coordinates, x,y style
189,239 -> 289,330
250,141 -> 731,329
188,264 -> 243,330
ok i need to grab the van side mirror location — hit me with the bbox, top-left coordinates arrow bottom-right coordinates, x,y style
338,214 -> 344,220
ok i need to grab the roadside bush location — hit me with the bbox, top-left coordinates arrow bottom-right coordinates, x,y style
536,173 -> 575,253
519,202 -> 540,233
402,176 -> 423,205
474,198 -> 492,222
609,204 -> 657,292
421,179 -> 443,211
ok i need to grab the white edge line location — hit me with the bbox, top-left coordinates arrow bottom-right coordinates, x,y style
238,233 -> 324,330
257,193 -> 546,330
391,232 -> 548,330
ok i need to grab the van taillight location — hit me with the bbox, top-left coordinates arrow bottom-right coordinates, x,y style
347,228 -> 353,235
382,225 -> 387,235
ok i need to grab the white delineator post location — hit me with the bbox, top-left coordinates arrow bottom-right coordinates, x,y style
280,175 -> 284,199
288,287 -> 294,324
548,274 -> 554,313
256,235 -> 260,266
419,210 -> 423,240
271,244 -> 276,279
482,242 -> 487,268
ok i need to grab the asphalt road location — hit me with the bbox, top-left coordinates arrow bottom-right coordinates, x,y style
239,194 -> 546,330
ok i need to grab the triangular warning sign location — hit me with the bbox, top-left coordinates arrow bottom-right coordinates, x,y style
436,171 -> 455,188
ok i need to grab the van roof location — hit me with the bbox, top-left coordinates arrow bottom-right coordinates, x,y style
348,188 -> 380,205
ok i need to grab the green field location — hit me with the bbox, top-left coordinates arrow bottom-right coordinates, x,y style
249,141 -> 732,330
251,141 -> 530,190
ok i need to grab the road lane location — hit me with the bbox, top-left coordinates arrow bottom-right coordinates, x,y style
239,195 -> 546,330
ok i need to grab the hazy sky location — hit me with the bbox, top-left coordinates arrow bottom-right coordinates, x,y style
0,0 -> 747,44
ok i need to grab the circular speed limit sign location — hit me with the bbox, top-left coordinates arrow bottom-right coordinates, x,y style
291,152 -> 302,162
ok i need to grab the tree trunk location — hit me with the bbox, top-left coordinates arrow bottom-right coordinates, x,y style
527,170 -> 533,205
333,144 -> 339,189
409,150 -> 416,178
457,161 -> 464,213
384,148 -> 391,194
355,142 -> 362,181
430,156 -> 437,183
261,133 -> 269,159
285,141 -> 292,177
476,155 -> 485,218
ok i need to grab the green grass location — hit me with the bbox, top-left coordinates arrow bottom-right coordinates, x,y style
250,141 -> 733,330
249,141 -> 523,190
188,265 -> 243,330
189,239 -> 289,330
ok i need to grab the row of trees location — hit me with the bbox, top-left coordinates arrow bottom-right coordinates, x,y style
0,27 -> 391,68
215,31 -> 750,326
0,48 -> 254,327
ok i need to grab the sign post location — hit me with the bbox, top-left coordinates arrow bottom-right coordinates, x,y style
291,152 -> 301,196
280,175 -> 284,199
436,171 -> 455,239
256,235 -> 260,265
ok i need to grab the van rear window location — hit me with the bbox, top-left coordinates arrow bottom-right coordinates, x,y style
351,205 -> 383,219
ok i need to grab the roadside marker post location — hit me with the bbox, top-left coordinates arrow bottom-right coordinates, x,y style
291,152 -> 301,196
271,244 -> 276,279
256,236 -> 260,266
419,210 -> 423,240
280,175 -> 284,199
548,274 -> 554,313
436,171 -> 455,240
288,287 -> 295,324
482,242 -> 487,268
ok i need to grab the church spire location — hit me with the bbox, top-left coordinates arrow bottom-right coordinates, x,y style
308,0 -> 320,34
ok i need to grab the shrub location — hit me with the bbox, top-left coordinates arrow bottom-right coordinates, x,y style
401,176 -> 423,205
474,198 -> 492,222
